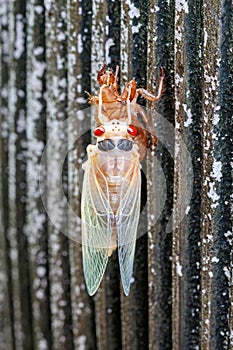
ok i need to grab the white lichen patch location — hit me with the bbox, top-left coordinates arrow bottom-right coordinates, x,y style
77,34 -> 83,54
223,266 -> 231,283
132,23 -> 142,34
211,256 -> 220,263
211,160 -> 222,182
204,29 -> 208,48
34,46 -> 44,56
175,256 -> 183,277
126,0 -> 140,19
77,335 -> 86,350
1,120 -> 8,138
37,266 -> 47,278
213,106 -> 220,126
207,182 -> 220,208
105,38 -> 115,64
208,271 -> 213,278
14,14 -> 25,59
16,110 -> 26,133
35,5 -> 44,15
183,103 -> 193,127
224,231 -> 232,246
176,0 -> 189,13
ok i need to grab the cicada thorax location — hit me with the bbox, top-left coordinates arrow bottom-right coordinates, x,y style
94,141 -> 138,215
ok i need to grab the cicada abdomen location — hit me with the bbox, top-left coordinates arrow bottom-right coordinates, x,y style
81,120 -> 141,296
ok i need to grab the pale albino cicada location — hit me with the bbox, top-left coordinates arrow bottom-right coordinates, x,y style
81,64 -> 164,295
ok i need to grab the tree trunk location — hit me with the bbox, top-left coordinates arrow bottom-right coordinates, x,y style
0,0 -> 232,349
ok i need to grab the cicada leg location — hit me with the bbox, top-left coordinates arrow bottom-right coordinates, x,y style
85,91 -> 99,105
114,65 -> 119,89
132,67 -> 165,103
97,63 -> 107,85
97,63 -> 119,88
120,80 -> 137,102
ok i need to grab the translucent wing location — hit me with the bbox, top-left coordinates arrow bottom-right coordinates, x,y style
117,155 -> 141,295
81,151 -> 113,296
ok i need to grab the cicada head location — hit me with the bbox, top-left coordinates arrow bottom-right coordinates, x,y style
94,119 -> 138,142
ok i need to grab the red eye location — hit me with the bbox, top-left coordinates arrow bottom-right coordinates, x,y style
127,125 -> 138,137
94,126 -> 105,136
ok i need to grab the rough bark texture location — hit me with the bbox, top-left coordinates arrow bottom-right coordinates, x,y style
0,0 -> 232,349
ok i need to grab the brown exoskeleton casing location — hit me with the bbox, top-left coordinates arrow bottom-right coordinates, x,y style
86,63 -> 164,160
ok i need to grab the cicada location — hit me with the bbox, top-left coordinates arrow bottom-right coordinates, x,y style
81,64 -> 164,296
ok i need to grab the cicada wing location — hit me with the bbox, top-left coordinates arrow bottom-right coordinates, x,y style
117,158 -> 141,296
81,154 -> 113,296
82,245 -> 108,296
